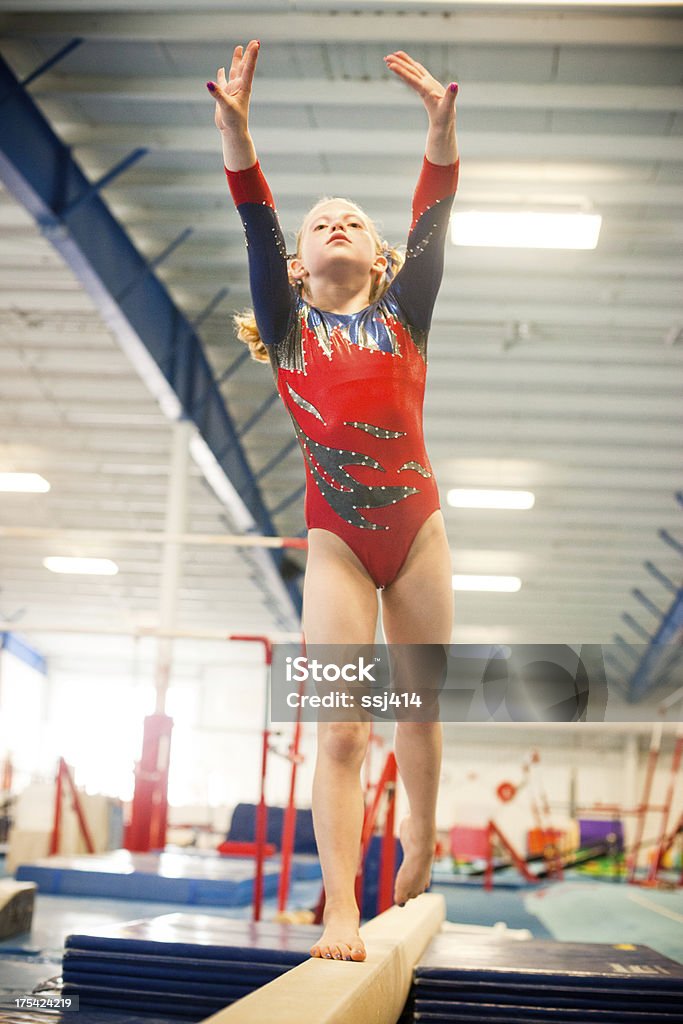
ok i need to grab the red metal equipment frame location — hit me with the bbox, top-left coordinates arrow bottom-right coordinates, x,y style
314,750 -> 398,924
50,757 -> 96,856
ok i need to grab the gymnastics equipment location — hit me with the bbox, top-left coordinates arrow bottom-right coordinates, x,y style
123,628 -> 307,920
50,757 -> 95,856
126,713 -> 173,853
229,635 -> 272,923
645,723 -> 683,886
356,751 -> 398,915
627,716 -> 683,887
198,893 -> 445,1024
314,749 -> 400,925
226,634 -> 309,919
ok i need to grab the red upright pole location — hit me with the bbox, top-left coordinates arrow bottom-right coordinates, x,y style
49,758 -> 64,856
377,754 -> 397,913
628,722 -> 662,882
126,714 -> 174,852
646,729 -> 683,885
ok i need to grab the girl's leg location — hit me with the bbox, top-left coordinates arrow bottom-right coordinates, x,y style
304,528 -> 379,962
380,510 -> 453,906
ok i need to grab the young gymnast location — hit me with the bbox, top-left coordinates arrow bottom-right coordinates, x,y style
208,41 -> 459,963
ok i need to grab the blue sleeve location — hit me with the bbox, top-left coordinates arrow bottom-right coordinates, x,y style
226,162 -> 296,348
389,157 -> 459,333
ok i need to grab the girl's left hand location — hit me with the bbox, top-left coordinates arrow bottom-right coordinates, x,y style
384,50 -> 457,127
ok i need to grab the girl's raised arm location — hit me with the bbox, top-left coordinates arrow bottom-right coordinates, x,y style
207,40 -> 260,171
383,51 -> 459,166
381,51 -> 460,339
209,41 -> 295,355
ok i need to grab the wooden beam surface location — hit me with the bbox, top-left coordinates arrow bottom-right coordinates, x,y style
200,893 -> 445,1024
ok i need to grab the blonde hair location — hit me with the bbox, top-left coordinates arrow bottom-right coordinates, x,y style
233,196 -> 404,363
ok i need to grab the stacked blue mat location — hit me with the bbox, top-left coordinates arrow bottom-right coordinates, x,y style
404,934 -> 683,1023
61,912 -> 320,1021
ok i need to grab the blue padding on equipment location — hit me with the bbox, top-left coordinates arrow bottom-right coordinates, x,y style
61,912 -> 319,1020
228,803 -> 318,855
414,934 -> 683,991
412,999 -> 683,1022
16,850 -> 281,906
64,912 -> 318,964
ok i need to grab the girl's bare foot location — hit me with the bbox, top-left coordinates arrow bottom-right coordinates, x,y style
310,907 -> 366,961
394,816 -> 436,906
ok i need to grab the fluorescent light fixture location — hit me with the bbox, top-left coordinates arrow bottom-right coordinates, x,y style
452,211 -> 601,250
448,489 -> 535,510
43,557 -> 119,576
0,472 -> 50,493
453,575 -> 522,593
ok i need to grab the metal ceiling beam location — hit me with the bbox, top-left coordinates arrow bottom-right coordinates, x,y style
32,76 -> 683,114
2,10 -> 682,46
100,176 -> 683,209
0,51 -> 302,623
54,123 -> 683,162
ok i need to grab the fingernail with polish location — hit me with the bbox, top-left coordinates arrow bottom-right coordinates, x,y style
206,81 -> 216,92
450,82 -> 459,95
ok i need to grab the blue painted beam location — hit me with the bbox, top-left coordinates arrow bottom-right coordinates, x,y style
0,633 -> 47,675
627,591 -> 683,701
0,53 -> 301,618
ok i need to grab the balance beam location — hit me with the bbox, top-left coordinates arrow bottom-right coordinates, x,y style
199,893 -> 445,1024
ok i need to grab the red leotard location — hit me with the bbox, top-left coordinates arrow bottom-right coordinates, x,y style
226,157 -> 458,589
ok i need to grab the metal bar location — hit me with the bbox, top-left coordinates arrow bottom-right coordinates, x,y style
191,287 -> 230,329
61,148 -> 148,216
628,592 -> 683,700
622,613 -> 651,643
116,227 -> 193,303
644,561 -> 678,595
632,588 -> 663,619
237,390 -> 280,438
217,348 -> 250,384
255,438 -> 299,481
0,53 -> 301,622
20,38 -> 83,89
648,646 -> 683,696
155,420 -> 191,714
658,528 -> 683,558
0,525 -> 307,549
62,759 -> 96,854
0,622 -> 302,642
271,485 -> 307,517
614,634 -> 640,662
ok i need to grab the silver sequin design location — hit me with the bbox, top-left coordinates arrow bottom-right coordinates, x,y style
345,421 -> 406,439
291,419 -> 419,530
398,460 -> 432,478
286,382 -> 326,424
274,294 -> 429,369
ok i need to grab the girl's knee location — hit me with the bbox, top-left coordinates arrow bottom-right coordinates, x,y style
318,722 -> 370,764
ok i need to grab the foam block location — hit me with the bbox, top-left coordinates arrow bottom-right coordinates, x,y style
64,911 -> 318,964
414,934 -> 683,991
0,879 -> 36,939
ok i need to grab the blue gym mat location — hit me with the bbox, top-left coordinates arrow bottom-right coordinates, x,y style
64,911 -> 318,962
15,850 -> 285,906
61,912 -> 319,1017
62,949 -> 286,984
413,980 -> 683,1010
409,934 -> 683,1023
411,1000 -> 683,1022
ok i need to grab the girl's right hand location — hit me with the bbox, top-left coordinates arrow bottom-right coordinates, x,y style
208,39 -> 260,133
